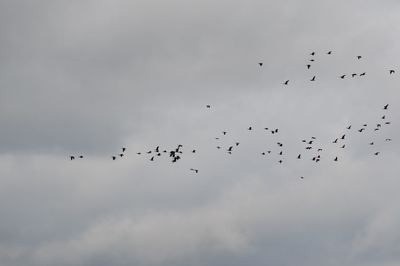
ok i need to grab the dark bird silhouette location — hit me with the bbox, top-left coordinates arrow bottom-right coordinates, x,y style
227,146 -> 233,152
357,56 -> 362,60
306,146 -> 312,150
119,153 -> 124,157
192,150 -> 196,153
248,126 -> 252,130
79,155 -> 83,159
307,64 -> 311,69
150,156 -> 154,161
112,156 -> 116,160
297,154 -> 301,159
311,76 -> 316,81
385,122 -> 391,125
262,152 -> 266,155
259,62 -> 263,66
215,137 -> 220,140
206,105 -> 211,108
217,146 -> 221,149
308,141 -> 313,145
352,73 -> 357,78
386,138 -> 392,141
222,131 -> 227,135
334,157 -> 338,161
190,168 -> 199,173
341,134 -> 346,140
382,115 -> 386,119
279,151 -> 283,155
155,146 -> 159,152
70,156 -> 75,160
340,75 -> 346,79
278,160 -> 283,164
374,152 -> 380,156
390,70 -> 395,74
360,72 -> 366,76
347,125 -> 352,130
264,127 -> 269,130
310,52 -> 315,56
137,152 -> 141,155
327,51 -> 332,54
370,142 -> 374,145
384,104 -> 389,110
333,138 -> 338,143
277,142 -> 283,147
284,80 -> 289,85
377,123 -> 381,128
318,148 -> 323,152
274,129 -> 279,133
341,144 -> 345,148
122,147 -> 126,152
300,176 -> 304,179
147,151 -> 152,154
311,137 -> 316,139
358,128 -> 365,132
236,142 -> 240,146
363,124 -> 368,127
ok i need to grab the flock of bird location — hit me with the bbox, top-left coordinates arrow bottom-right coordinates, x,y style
70,51 -> 395,179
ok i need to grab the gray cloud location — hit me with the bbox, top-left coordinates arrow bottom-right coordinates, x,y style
1,0 -> 400,265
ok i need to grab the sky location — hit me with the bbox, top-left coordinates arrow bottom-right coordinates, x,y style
0,0 -> 400,265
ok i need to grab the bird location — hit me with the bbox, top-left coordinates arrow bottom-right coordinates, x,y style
384,104 -> 389,110
341,134 -> 346,140
284,80 -> 289,85
112,156 -> 116,160
390,70 -> 395,74
190,168 -> 199,173
122,147 -> 126,152
150,156 -> 154,161
307,64 -> 311,69
206,105 -> 211,108
357,56 -> 362,59
310,59 -> 315,62
317,148 -> 323,152
217,146 -> 221,149
192,150 -> 196,153
227,146 -> 233,152
374,152 -> 380,156
79,155 -> 83,159
382,115 -> 386,119
274,129 -> 279,133
385,122 -> 391,125
360,72 -> 366,76
279,151 -> 283,155
119,153 -> 124,157
341,144 -> 346,148
310,52 -> 315,56
222,131 -> 227,135
297,154 -> 301,159
262,152 -> 266,155
347,125 -> 352,130
155,146 -> 159,152
352,73 -> 357,78
327,51 -> 332,54
311,76 -> 316,81
300,176 -> 304,179
264,127 -> 269,130
259,62 -> 263,66
334,157 -> 338,161
385,138 -> 392,141
248,126 -> 252,130
333,138 -> 338,143
70,156 -> 75,160
136,152 -> 141,155
340,75 -> 346,79
236,142 -> 240,146
370,142 -> 374,145
358,128 -> 365,132
278,160 -> 283,164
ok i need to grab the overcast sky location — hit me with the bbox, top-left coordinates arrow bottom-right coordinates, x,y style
1,0 -> 400,265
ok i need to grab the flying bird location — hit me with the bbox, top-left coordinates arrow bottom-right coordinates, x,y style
259,62 -> 263,66
284,80 -> 289,85
70,156 -> 75,160
390,70 -> 395,74
384,104 -> 389,110
334,157 -> 338,161
340,75 -> 346,79
352,73 -> 357,78
311,76 -> 316,81
307,64 -> 311,69
190,168 -> 199,173
327,51 -> 332,54
360,72 -> 366,76
112,156 -> 116,160
122,147 -> 126,152
357,56 -> 362,59
206,105 -> 211,108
